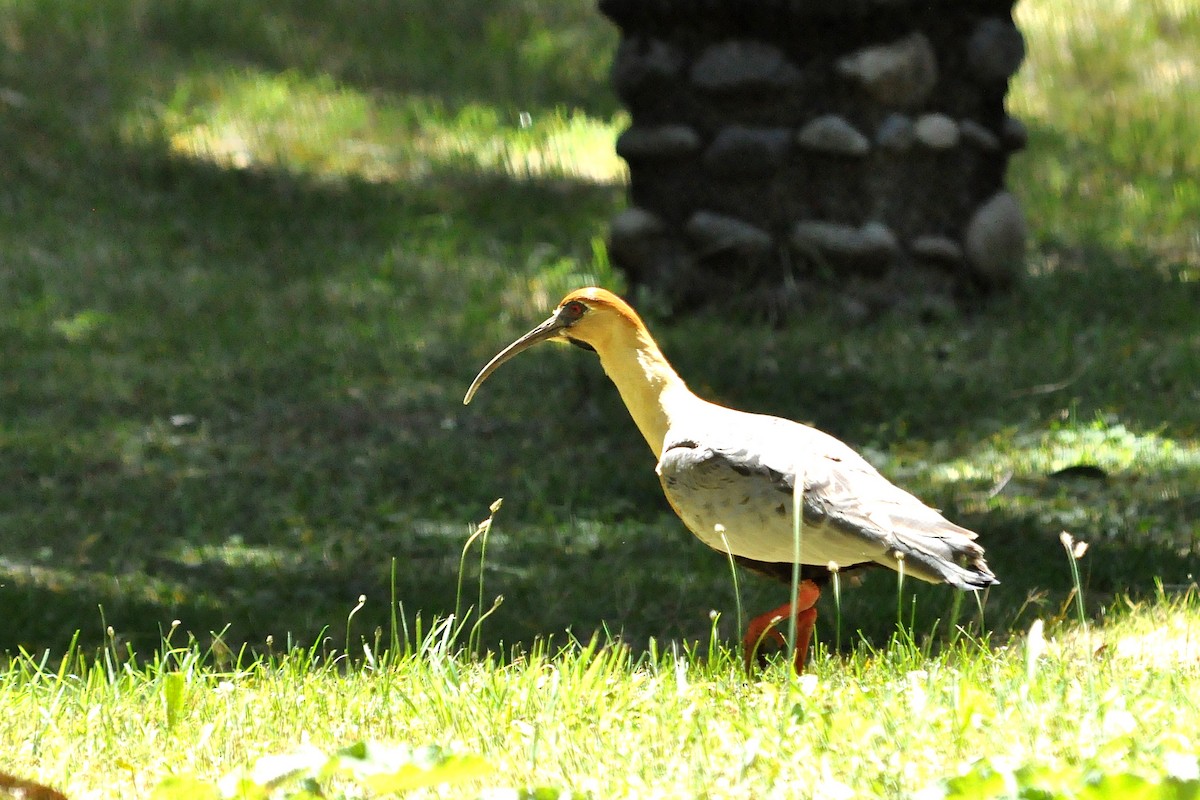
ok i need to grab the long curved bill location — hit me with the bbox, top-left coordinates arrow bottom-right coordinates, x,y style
463,313 -> 567,405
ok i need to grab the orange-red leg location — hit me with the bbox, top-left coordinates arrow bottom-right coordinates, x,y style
741,579 -> 821,673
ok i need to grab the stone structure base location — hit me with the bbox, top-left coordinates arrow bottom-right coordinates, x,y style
600,0 -> 1028,312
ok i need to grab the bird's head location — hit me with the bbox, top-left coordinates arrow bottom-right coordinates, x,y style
463,287 -> 644,404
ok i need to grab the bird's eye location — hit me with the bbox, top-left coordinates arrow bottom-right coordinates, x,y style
560,300 -> 587,321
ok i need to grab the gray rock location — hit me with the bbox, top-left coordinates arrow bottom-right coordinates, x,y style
959,119 -> 1000,151
612,36 -> 685,96
1002,115 -> 1028,151
964,191 -> 1026,285
608,207 -> 667,267
797,115 -> 870,157
691,40 -> 801,92
967,18 -> 1026,82
611,207 -> 665,237
686,211 -> 775,256
790,220 -> 899,271
616,125 -> 702,160
703,126 -> 791,178
914,113 -> 960,149
876,113 -> 915,152
835,32 -> 937,108
911,235 -> 964,264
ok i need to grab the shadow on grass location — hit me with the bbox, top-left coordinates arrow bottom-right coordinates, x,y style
4,132 -> 1198,657
9,496 -> 1194,665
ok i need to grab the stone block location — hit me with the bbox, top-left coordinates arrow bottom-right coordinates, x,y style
616,125 -> 702,160
964,191 -> 1026,286
959,119 -> 1000,151
911,235 -> 964,264
613,36 -> 685,98
686,211 -> 775,256
691,41 -> 802,92
876,113 -> 915,152
836,32 -> 937,108
791,220 -> 899,273
914,113 -> 960,149
967,18 -> 1026,82
797,115 -> 870,156
702,126 -> 791,177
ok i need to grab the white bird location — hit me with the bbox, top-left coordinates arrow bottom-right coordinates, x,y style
464,287 -> 997,671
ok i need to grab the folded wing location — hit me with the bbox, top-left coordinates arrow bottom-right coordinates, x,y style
657,413 -> 997,590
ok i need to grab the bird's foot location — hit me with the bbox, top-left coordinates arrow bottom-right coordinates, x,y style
742,604 -> 790,672
741,580 -> 821,674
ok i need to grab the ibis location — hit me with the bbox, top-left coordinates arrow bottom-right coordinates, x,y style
464,287 -> 997,671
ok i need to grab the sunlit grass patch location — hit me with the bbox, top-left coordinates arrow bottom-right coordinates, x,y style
0,557 -> 195,611
909,414 -> 1200,547
166,539 -> 307,572
3,598 -> 1200,799
932,415 -> 1200,485
122,67 -> 628,184
1101,595 -> 1200,666
1010,0 -> 1200,260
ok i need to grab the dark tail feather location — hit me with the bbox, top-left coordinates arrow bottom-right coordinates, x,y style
891,527 -> 999,590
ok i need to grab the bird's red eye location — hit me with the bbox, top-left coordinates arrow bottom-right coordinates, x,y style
560,300 -> 587,321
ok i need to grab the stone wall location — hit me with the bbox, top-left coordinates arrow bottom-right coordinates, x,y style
599,0 -> 1028,312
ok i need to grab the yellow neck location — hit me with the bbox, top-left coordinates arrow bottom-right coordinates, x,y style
593,322 -> 694,459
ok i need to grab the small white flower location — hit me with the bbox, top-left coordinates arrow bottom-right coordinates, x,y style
1165,751 -> 1200,781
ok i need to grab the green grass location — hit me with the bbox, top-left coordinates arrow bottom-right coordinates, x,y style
3,595 -> 1199,798
1010,0 -> 1200,262
1,0 -> 1199,795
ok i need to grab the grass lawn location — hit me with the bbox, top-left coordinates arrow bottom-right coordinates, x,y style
1,0 -> 1199,796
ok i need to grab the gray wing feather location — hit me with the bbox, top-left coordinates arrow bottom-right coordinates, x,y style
659,414 -> 997,590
